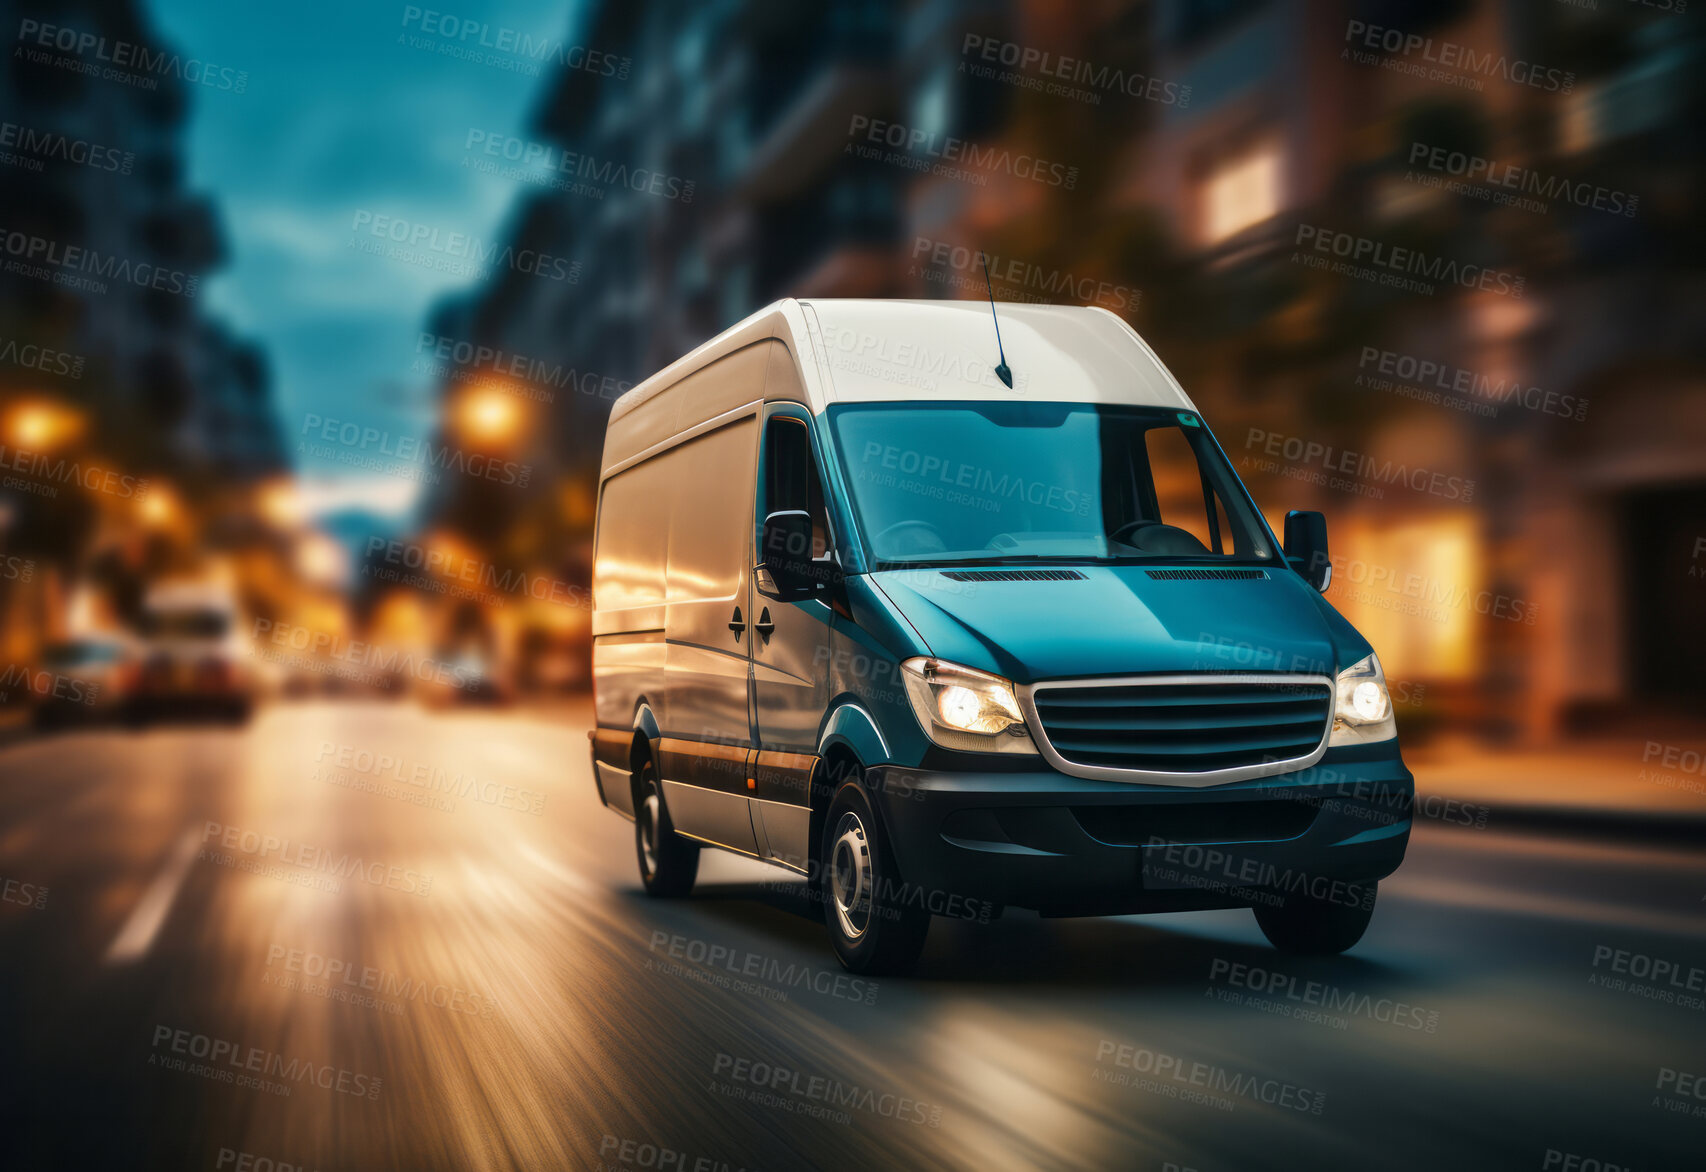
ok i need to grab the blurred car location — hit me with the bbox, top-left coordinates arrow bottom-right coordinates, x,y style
421,645 -> 512,707
129,581 -> 255,724
30,635 -> 137,728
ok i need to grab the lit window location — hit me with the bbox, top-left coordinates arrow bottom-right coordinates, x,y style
1201,140 -> 1283,244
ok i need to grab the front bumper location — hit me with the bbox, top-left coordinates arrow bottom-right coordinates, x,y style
867,741 -> 1412,917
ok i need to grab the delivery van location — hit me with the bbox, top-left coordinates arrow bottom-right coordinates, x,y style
589,299 -> 1412,975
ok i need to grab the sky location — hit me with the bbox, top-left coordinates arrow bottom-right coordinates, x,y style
148,0 -> 583,520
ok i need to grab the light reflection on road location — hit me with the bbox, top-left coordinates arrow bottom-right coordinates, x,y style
0,699 -> 1701,1171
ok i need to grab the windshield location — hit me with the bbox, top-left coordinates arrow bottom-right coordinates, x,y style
828,401 -> 1278,568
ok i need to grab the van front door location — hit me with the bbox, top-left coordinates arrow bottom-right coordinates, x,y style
749,407 -> 834,870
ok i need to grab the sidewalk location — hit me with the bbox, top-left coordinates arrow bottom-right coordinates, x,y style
1411,734 -> 1706,843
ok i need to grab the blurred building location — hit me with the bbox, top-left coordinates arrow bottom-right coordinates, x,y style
420,0 -> 1705,737
0,0 -> 288,667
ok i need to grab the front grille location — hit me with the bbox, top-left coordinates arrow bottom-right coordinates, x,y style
1029,676 -> 1333,778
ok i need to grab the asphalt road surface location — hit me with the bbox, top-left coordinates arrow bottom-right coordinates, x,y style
1,700 -> 1702,1171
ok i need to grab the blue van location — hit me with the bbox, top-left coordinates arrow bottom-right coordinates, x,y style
589,299 -> 1411,974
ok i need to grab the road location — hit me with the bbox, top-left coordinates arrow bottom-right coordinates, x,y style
0,700 -> 1702,1171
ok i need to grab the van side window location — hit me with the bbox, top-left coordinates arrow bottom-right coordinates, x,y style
762,415 -> 830,558
1143,425 -> 1235,555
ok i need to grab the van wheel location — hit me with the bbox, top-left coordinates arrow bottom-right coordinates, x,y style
636,760 -> 698,897
822,777 -> 929,975
1254,882 -> 1376,955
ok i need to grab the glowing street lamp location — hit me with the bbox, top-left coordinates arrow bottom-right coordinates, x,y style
139,486 -> 179,529
257,478 -> 305,530
4,399 -> 84,451
453,383 -> 523,446
294,531 -> 348,586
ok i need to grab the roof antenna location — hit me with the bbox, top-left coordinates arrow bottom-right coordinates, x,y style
980,251 -> 1014,388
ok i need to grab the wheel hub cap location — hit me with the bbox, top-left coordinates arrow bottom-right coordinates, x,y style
830,810 -> 873,940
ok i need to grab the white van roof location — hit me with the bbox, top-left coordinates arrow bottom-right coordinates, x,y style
607,299 -> 1197,423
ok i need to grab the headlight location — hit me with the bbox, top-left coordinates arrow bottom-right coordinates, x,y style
1330,653 -> 1396,746
901,657 -> 1036,754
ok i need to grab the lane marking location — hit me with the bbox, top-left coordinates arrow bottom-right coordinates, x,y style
104,826 -> 203,965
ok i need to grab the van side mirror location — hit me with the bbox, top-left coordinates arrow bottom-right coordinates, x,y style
760,510 -> 817,600
1283,510 -> 1331,593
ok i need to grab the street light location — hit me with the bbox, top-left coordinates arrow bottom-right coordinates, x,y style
4,399 -> 84,451
257,478 -> 305,530
139,486 -> 178,528
453,383 -> 523,446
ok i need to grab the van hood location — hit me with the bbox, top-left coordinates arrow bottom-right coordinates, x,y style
870,564 -> 1368,684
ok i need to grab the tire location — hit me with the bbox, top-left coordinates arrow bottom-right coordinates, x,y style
635,758 -> 699,898
821,775 -> 929,975
1254,881 -> 1377,955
